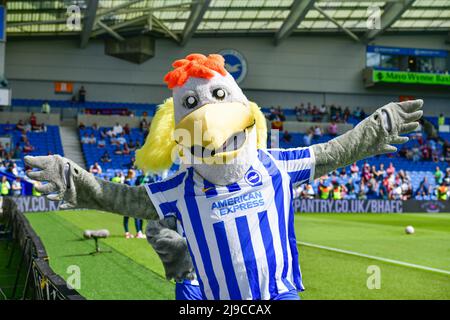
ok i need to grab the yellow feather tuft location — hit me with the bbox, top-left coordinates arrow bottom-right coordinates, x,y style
135,99 -> 268,173
250,101 -> 268,150
135,98 -> 177,173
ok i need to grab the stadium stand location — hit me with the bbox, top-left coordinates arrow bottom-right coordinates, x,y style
0,120 -> 64,196
2,98 -> 449,200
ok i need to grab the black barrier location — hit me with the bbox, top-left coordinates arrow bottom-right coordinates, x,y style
0,197 -> 84,300
293,198 -> 450,213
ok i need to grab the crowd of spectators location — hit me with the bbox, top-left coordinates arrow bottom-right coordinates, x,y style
266,103 -> 367,126
80,121 -> 145,164
294,162 -> 450,201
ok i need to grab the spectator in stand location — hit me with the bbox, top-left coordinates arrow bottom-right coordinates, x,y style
335,106 -> 343,122
116,133 -> 127,145
318,180 -> 332,200
11,177 -> 22,196
123,123 -> 131,135
89,162 -> 103,175
266,106 -> 276,121
331,181 -> 344,200
16,119 -> 25,131
81,133 -> 90,144
303,130 -> 312,147
0,143 -> 5,158
345,178 -> 357,199
313,126 -> 322,139
373,164 -> 384,181
123,156 -> 136,169
4,121 -> 13,132
23,141 -> 35,153
124,168 -> 136,185
328,121 -> 338,137
378,181 -> 389,199
437,182 -> 448,201
88,134 -> 97,144
360,108 -> 367,120
303,184 -> 316,199
135,139 -> 141,149
97,137 -> 106,148
78,86 -> 86,103
1,176 -> 11,196
140,115 -> 149,132
434,166 -> 444,184
339,168 -> 348,182
109,132 -> 117,144
391,182 -> 402,200
128,139 -> 136,151
113,122 -> 123,136
350,162 -> 359,178
3,142 -> 10,158
358,181 -> 367,199
386,162 -> 396,176
122,143 -> 131,155
11,143 -> 21,159
421,143 -> 431,160
282,130 -> 292,143
353,107 -> 361,120
415,177 -> 431,197
438,113 -> 445,127
271,117 -> 284,131
276,106 -> 286,121
92,123 -> 99,132
29,112 -> 40,131
366,181 -> 378,200
100,151 -> 112,163
114,144 -> 123,155
444,168 -> 450,185
32,181 -> 42,197
78,122 -> 86,130
295,104 -> 305,122
100,128 -> 108,139
319,104 -> 327,117
343,107 -> 351,122
411,145 -> 421,162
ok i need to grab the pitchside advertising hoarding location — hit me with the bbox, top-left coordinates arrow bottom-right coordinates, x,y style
293,199 -> 450,214
7,196 -> 450,214
10,196 -> 62,213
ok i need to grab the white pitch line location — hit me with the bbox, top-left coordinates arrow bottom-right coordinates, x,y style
297,241 -> 450,276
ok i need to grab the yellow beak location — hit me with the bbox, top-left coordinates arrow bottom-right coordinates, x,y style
174,102 -> 255,162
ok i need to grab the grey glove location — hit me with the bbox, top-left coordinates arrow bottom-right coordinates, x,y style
24,155 -> 157,219
312,99 -> 423,178
146,217 -> 196,282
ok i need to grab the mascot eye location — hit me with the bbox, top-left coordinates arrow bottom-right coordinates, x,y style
212,88 -> 226,100
184,96 -> 198,109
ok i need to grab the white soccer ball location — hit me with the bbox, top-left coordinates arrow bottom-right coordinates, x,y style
405,226 -> 415,235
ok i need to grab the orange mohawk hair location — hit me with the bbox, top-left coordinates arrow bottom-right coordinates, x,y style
164,53 -> 227,89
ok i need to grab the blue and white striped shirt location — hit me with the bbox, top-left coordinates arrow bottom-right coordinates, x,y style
145,147 -> 315,300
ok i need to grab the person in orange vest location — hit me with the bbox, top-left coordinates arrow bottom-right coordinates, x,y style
319,180 -> 332,200
332,181 -> 342,200
437,182 -> 448,201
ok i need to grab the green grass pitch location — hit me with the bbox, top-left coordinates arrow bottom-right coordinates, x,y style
25,210 -> 450,300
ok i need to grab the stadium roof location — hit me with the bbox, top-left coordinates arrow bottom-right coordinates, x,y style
6,0 -> 450,46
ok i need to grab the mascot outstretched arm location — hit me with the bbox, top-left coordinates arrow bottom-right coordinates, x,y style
25,54 -> 422,300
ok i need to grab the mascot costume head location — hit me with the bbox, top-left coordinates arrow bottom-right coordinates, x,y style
135,53 -> 267,185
